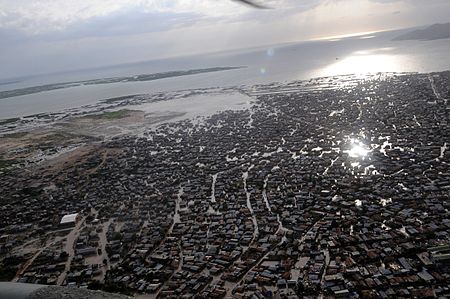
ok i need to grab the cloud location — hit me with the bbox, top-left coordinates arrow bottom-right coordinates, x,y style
1,0 -> 448,37
0,0 -> 328,49
0,0 -> 321,35
369,0 -> 450,4
0,0 -> 247,34
0,0 -> 449,78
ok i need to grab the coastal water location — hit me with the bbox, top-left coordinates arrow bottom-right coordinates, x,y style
1,29 -> 450,119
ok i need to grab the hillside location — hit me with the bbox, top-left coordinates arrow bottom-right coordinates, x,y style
394,23 -> 450,41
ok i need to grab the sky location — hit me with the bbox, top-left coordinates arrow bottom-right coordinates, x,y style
0,0 -> 449,78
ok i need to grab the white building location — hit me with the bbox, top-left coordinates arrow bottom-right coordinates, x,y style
59,213 -> 79,227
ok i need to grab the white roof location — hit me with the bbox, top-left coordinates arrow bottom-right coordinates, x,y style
60,213 -> 78,224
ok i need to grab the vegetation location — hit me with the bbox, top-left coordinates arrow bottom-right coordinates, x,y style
89,109 -> 135,120
1,132 -> 27,139
0,263 -> 17,281
0,157 -> 17,170
102,94 -> 140,104
0,117 -> 19,126
0,66 -> 244,99
88,281 -> 134,296
112,232 -> 122,241
0,255 -> 24,281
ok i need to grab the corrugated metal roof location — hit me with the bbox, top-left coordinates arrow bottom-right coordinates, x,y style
60,213 -> 78,224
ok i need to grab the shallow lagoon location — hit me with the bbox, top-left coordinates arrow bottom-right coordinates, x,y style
1,29 -> 450,119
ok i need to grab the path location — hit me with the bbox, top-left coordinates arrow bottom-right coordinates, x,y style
243,168 -> 258,242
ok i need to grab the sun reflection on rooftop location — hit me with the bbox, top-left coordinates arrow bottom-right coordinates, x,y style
345,139 -> 370,158
348,144 -> 369,158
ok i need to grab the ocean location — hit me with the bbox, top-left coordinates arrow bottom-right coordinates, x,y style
1,28 -> 450,119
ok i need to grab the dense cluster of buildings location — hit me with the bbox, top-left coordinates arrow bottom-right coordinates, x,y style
0,71 -> 449,298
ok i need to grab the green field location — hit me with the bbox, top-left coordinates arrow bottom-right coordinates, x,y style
89,109 -> 135,120
1,132 -> 28,139
0,117 -> 19,125
0,157 -> 17,170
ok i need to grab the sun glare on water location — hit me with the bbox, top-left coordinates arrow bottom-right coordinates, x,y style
320,47 -> 411,77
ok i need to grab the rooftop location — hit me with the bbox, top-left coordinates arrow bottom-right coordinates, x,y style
60,213 -> 78,225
